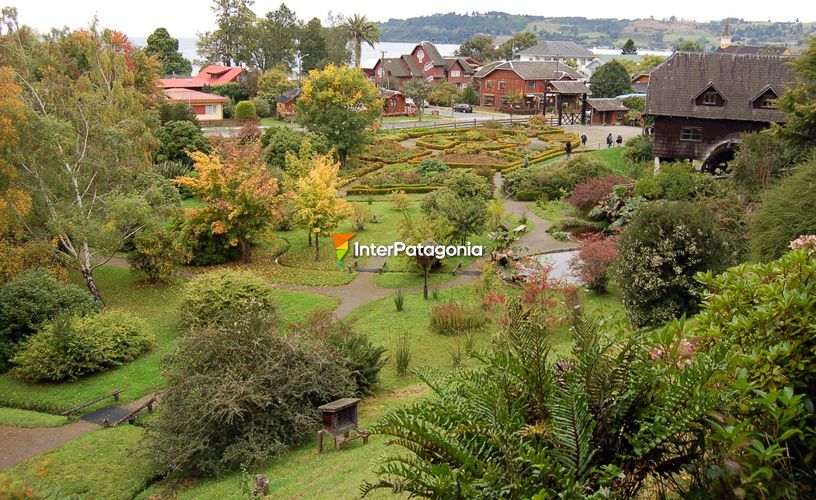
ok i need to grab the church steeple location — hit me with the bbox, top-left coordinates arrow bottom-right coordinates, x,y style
720,19 -> 732,49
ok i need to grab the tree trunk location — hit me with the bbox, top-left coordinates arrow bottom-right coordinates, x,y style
315,233 -> 320,261
354,38 -> 362,68
81,263 -> 103,304
340,151 -> 348,170
423,266 -> 430,300
308,230 -> 312,247
239,238 -> 252,263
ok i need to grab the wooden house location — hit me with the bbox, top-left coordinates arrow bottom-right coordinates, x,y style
587,98 -> 629,125
473,61 -> 583,111
645,52 -> 796,171
371,42 -> 478,89
276,88 -> 301,119
380,89 -> 411,116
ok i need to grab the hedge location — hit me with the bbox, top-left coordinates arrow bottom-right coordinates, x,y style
347,184 -> 442,195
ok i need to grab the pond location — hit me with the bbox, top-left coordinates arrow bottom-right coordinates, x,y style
534,250 -> 580,285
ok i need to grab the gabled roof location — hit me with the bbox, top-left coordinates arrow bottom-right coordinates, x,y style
517,41 -> 594,59
715,45 -> 789,56
159,77 -> 201,89
159,65 -> 244,89
645,52 -> 796,122
380,89 -> 404,98
163,88 -> 230,104
276,87 -> 301,103
417,41 -> 445,66
549,80 -> 591,95
693,82 -> 727,102
750,84 -> 779,103
445,57 -> 476,74
587,98 -> 628,112
474,61 -> 582,81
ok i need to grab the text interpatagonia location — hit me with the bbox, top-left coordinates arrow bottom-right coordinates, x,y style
353,242 -> 484,259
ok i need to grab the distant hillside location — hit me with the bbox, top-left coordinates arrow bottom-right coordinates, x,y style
377,13 -> 815,51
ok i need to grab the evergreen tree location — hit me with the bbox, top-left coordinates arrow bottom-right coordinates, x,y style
589,60 -> 632,98
145,27 -> 192,76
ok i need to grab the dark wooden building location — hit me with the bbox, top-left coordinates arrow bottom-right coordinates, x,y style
276,88 -> 301,119
380,89 -> 411,116
645,52 -> 796,171
587,98 -> 629,125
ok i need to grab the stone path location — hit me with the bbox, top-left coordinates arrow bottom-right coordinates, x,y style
0,394 -> 159,471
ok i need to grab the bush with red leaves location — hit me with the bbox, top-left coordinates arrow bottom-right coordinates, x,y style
565,175 -> 630,215
570,234 -> 620,293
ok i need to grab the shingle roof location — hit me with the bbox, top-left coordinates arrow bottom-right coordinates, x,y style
276,87 -> 302,103
715,45 -> 789,56
419,41 -> 445,66
445,57 -> 476,74
645,52 -> 796,122
587,98 -> 628,112
549,80 -> 591,95
475,61 -> 582,81
163,88 -> 230,104
159,65 -> 244,89
379,89 -> 404,98
517,41 -> 594,59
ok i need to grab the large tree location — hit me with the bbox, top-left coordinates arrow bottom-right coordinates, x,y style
498,32 -> 538,60
145,27 -> 192,76
241,3 -> 300,71
621,38 -> 637,54
589,60 -> 632,98
196,0 -> 255,66
295,65 -> 381,167
298,17 -> 328,73
322,12 -> 352,67
342,13 -> 379,68
775,35 -> 816,154
401,78 -> 433,121
455,35 -> 497,63
1,26 -> 163,302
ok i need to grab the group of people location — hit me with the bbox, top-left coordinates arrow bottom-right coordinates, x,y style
607,133 -> 623,148
565,132 -> 623,159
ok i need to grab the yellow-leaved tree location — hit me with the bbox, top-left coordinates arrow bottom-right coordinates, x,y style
0,66 -> 30,236
174,144 -> 284,263
292,154 -> 350,260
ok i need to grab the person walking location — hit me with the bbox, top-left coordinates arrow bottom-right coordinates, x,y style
565,140 -> 572,158
616,134 -> 623,147
606,133 -> 613,149
580,133 -> 587,146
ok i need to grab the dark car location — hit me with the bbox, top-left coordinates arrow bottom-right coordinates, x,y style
452,103 -> 473,113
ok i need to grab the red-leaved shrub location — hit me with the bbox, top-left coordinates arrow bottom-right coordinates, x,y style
565,175 -> 630,215
570,234 -> 620,293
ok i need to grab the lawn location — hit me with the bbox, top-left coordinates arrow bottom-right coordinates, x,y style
0,407 -> 66,428
584,147 -> 630,176
529,200 -> 572,223
0,266 -> 338,414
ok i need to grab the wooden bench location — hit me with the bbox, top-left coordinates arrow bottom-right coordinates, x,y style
513,224 -> 527,235
61,389 -> 123,421
451,262 -> 462,276
110,397 -> 157,427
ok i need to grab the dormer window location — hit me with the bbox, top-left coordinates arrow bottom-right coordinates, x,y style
694,83 -> 725,107
752,87 -> 779,110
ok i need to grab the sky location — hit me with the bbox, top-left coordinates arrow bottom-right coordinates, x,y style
8,0 -> 815,37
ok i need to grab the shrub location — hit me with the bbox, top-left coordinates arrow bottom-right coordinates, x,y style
236,122 -> 262,144
294,309 -> 387,395
158,102 -> 199,126
348,203 -> 373,232
394,332 -> 411,376
565,175 -> 630,215
730,131 -> 796,197
178,269 -> 277,329
0,271 -> 100,371
749,159 -> 816,261
145,307 -> 353,476
0,238 -> 67,285
235,100 -> 257,119
429,303 -> 489,336
223,101 -> 235,118
616,201 -> 730,327
569,235 -> 619,293
155,160 -> 191,180
261,127 -> 327,171
132,171 -> 182,209
127,227 -> 183,282
393,288 -> 405,312
11,310 -> 152,382
154,120 -> 211,165
622,134 -> 653,173
387,190 -> 410,212
504,155 -> 611,200
634,162 -> 721,201
251,96 -> 272,118
416,158 -> 449,179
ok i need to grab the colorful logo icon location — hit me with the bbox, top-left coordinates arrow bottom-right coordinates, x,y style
332,233 -> 356,265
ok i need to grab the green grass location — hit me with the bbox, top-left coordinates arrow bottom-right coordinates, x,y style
584,147 -> 630,176
529,200 -> 571,223
381,114 -> 448,123
0,407 -> 66,428
258,118 -> 298,128
0,425 -> 158,499
0,266 -> 338,414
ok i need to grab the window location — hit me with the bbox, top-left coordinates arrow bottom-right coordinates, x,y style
423,61 -> 434,72
499,80 -> 506,90
702,92 -> 718,105
417,50 -> 425,62
451,70 -> 461,77
485,95 -> 495,106
680,127 -> 702,142
617,112 -> 624,121
390,98 -> 398,108
204,104 -> 218,115
527,81 -> 536,90
486,80 -> 493,89
758,96 -> 775,108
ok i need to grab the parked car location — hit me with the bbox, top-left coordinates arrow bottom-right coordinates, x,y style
453,103 -> 473,113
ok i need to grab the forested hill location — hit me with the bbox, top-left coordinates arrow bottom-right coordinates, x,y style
377,12 -> 814,50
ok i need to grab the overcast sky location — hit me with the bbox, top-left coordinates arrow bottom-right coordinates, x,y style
8,0 -> 815,37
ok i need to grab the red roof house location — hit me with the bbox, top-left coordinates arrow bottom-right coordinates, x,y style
371,42 -> 478,89
159,65 -> 244,90
163,88 -> 230,121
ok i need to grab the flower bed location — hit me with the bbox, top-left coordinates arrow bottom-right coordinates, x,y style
347,185 -> 441,195
360,140 -> 430,163
359,162 -> 453,188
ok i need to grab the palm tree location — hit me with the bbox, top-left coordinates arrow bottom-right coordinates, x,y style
343,14 -> 380,68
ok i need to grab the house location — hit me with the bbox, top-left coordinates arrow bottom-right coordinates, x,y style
645,52 -> 797,170
380,89 -> 411,116
276,88 -> 301,119
516,41 -> 601,77
371,42 -> 479,89
159,65 -> 244,91
587,98 -> 629,125
163,88 -> 230,121
631,73 -> 650,94
716,19 -> 791,56
473,60 -> 583,110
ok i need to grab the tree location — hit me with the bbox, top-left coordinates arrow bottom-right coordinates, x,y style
401,78 -> 433,121
322,12 -> 352,67
299,17 -> 328,73
241,3 -> 300,71
461,83 -> 479,105
675,40 -> 704,52
295,65 -> 381,167
2,26 -> 163,302
145,27 -> 192,76
154,121 -> 211,164
235,100 -> 256,118
196,0 -> 255,66
174,145 -> 283,263
621,38 -> 637,54
342,13 -> 379,68
0,67 -> 29,237
455,35 -> 497,63
428,81 -> 461,107
292,154 -> 351,260
589,60 -> 632,98
498,32 -> 538,60
636,54 -> 666,72
256,67 -> 295,101
422,172 -> 491,245
775,35 -> 816,154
